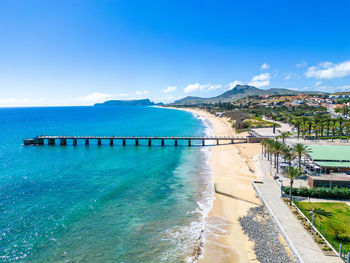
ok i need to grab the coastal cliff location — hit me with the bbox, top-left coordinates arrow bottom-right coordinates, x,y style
94,99 -> 162,106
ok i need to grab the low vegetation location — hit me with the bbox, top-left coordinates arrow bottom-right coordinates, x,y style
283,186 -> 350,199
294,202 -> 350,251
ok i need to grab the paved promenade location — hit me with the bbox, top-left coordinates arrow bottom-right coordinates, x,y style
253,154 -> 342,263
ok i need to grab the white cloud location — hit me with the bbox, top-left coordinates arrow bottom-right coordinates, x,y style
226,80 -> 243,90
314,81 -> 322,87
76,91 -> 147,104
284,73 -> 299,80
305,60 -> 350,79
0,97 -> 29,103
76,92 -> 116,103
248,73 -> 270,88
295,85 -> 350,93
162,86 -> 177,93
135,90 -> 149,95
183,83 -> 222,93
261,63 -> 270,70
296,60 -> 307,68
184,83 -> 201,93
151,95 -> 182,103
0,97 -> 47,107
207,84 -> 222,91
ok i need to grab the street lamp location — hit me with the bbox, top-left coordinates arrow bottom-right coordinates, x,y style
330,169 -> 334,189
310,211 -> 314,238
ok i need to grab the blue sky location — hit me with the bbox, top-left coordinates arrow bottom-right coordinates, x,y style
0,0 -> 349,106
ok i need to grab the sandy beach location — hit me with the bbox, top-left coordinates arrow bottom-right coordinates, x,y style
177,108 -> 262,263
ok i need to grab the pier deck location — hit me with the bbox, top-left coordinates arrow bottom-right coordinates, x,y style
23,135 -> 262,146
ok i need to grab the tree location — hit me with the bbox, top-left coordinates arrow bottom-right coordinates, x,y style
307,118 -> 313,138
272,140 -> 283,173
293,143 -> 309,169
285,166 -> 303,205
337,116 -> 344,138
281,145 -> 296,166
264,138 -> 275,163
293,118 -> 302,139
324,116 -> 331,137
279,132 -> 291,143
345,121 -> 350,142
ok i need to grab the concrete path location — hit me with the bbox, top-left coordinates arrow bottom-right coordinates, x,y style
253,154 -> 342,263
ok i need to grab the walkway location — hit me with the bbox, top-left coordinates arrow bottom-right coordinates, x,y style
253,154 -> 342,263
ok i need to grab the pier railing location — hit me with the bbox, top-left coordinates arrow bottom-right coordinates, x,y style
23,135 -> 262,146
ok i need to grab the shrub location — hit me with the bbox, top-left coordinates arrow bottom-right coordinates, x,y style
282,186 -> 350,199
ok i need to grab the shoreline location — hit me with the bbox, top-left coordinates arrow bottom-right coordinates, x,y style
173,107 -> 262,263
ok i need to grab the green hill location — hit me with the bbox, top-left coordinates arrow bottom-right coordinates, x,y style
172,85 -> 320,105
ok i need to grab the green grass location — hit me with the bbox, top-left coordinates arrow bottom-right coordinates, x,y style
245,116 -> 281,128
294,201 -> 350,251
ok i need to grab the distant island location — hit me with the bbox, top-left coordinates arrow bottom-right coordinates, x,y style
94,99 -> 163,106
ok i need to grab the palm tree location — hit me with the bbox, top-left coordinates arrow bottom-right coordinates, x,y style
261,138 -> 268,157
329,120 -> 336,141
279,132 -> 291,143
345,121 -> 350,142
337,116 -> 344,139
285,166 -> 303,205
319,119 -> 325,138
307,119 -> 313,138
313,115 -> 322,139
272,140 -> 283,173
293,118 -> 302,139
281,145 -> 296,166
301,116 -> 308,139
262,138 -> 274,162
324,116 -> 331,138
293,143 -> 309,169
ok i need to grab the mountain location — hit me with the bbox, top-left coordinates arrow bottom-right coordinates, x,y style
94,99 -> 158,106
172,85 -> 320,105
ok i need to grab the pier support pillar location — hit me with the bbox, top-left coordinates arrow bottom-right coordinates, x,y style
175,139 -> 178,146
135,139 -> 139,146
202,140 -> 205,146
110,139 -> 113,146
123,139 -> 126,146
217,139 -> 219,145
148,139 -> 151,147
85,139 -> 89,146
161,139 -> 164,147
48,138 -> 55,145
38,138 -> 44,145
188,140 -> 191,147
73,139 -> 77,146
60,138 -> 67,146
98,139 -> 102,146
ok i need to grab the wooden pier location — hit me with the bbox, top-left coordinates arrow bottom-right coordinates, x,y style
23,135 -> 261,146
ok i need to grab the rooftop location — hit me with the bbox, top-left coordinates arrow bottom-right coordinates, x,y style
308,145 -> 350,168
308,145 -> 350,161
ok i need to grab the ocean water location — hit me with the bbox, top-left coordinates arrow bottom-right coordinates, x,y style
0,106 -> 214,262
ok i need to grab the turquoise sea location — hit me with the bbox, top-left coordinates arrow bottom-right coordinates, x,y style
0,106 -> 214,262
